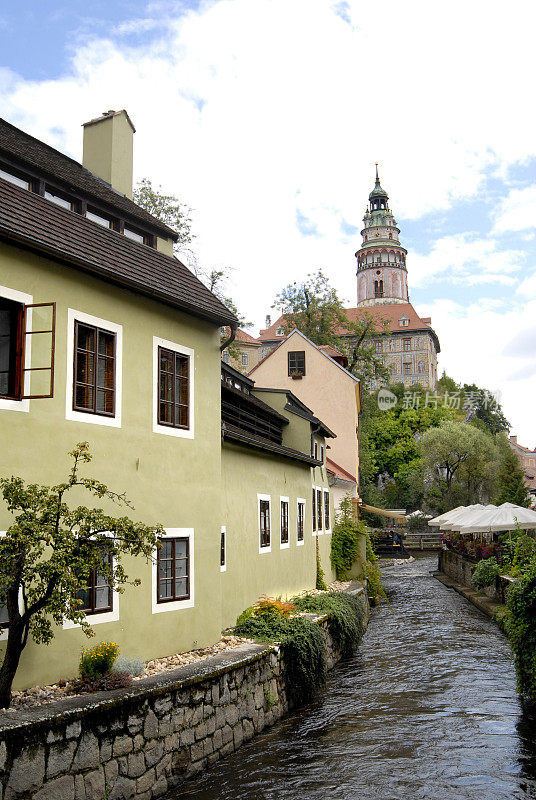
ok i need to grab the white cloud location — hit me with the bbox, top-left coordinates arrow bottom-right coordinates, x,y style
1,0 -> 536,437
517,269 -> 536,299
493,186 -> 536,234
410,233 -> 524,288
418,298 -> 536,445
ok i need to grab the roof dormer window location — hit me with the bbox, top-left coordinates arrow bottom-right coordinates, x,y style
44,189 -> 73,211
399,317 -> 409,327
86,209 -> 113,229
123,226 -> 145,244
0,167 -> 30,190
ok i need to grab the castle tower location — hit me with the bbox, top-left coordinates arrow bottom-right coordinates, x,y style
356,166 -> 409,306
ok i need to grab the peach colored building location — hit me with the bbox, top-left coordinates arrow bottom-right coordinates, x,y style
222,327 -> 261,374
249,329 -> 361,507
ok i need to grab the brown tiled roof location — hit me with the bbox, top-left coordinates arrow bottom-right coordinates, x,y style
0,118 -> 176,239
222,327 -> 260,345
319,344 -> 344,358
0,178 -> 237,326
222,422 -> 321,466
258,303 -> 440,352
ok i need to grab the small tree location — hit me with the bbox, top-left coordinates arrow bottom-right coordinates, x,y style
0,443 -> 162,708
494,437 -> 529,507
133,178 -> 193,247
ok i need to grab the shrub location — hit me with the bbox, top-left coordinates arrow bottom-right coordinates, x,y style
365,535 -> 387,604
472,557 -> 501,589
113,656 -> 144,677
281,616 -> 326,706
330,495 -> 367,579
233,610 -> 290,641
292,592 -> 366,658
253,596 -> 296,617
79,641 -> 119,681
504,564 -> 536,701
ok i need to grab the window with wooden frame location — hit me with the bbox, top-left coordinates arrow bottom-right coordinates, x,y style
76,548 -> 113,615
403,338 -> 411,351
280,499 -> 289,546
403,362 -> 411,375
312,488 -> 316,533
157,537 -> 190,602
220,527 -> 226,571
241,352 -> 248,366
297,501 -> 305,542
0,297 -> 55,401
288,350 -> 306,376
259,499 -> 271,549
158,346 -> 190,430
73,321 -> 116,416
0,166 -> 30,190
317,488 -> 323,531
324,490 -> 330,530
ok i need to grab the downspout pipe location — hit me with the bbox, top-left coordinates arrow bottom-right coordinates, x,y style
220,323 -> 238,352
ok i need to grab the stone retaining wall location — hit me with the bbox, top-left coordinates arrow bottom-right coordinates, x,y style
438,549 -> 513,604
0,590 -> 367,800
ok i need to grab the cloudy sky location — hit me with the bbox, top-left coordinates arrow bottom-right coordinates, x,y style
1,0 -> 535,442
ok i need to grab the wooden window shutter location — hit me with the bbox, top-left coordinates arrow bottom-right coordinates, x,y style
21,302 -> 56,399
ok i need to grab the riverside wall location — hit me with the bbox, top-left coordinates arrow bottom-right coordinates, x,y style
438,549 -> 514,605
0,590 -> 367,800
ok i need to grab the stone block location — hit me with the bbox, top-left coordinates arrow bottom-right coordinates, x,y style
213,729 -> 223,751
221,725 -> 233,745
203,738 -> 213,757
74,773 -> 85,800
158,718 -> 172,738
225,705 -> 238,727
172,708 -> 185,732
215,707 -> 225,729
72,733 -> 99,772
7,746 -> 45,794
144,740 -> 164,769
104,758 -> 119,787
151,775 -> 168,798
171,748 -> 189,777
220,742 -> 234,757
233,724 -> 244,749
136,768 -> 155,794
46,728 -> 64,745
203,704 -> 214,719
133,734 -> 145,752
109,775 -> 136,800
207,752 -> 220,766
47,740 -> 76,779
0,742 -> 5,773
206,715 -> 216,736
100,738 -> 113,763
117,756 -> 129,776
212,683 -> 220,705
33,774 -> 75,800
164,733 -> 178,753
180,728 -> 194,747
194,722 -> 207,741
246,694 -> 255,718
127,715 -> 143,736
153,696 -> 172,717
191,689 -> 204,704
143,711 -> 159,740
191,705 -> 203,725
243,719 -> 255,741
65,721 -> 82,740
254,686 -> 265,710
113,735 -> 133,757
190,742 -> 204,763
127,751 -> 146,779
155,753 -> 171,778
83,768 -> 105,799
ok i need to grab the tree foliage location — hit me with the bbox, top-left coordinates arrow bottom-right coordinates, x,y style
0,443 -> 162,708
330,494 -> 367,579
493,435 -> 529,507
133,178 -> 193,246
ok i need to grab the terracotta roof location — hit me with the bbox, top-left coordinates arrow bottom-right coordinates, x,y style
0,118 -> 176,239
0,178 -> 237,326
319,344 -> 344,358
258,303 -> 440,352
223,327 -> 260,345
326,457 -> 356,484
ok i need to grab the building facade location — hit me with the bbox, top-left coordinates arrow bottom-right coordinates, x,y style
0,113 -> 338,690
508,435 -> 536,504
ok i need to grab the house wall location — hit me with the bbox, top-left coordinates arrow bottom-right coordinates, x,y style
251,337 -> 359,482
0,242 -> 224,689
221,443 -> 335,628
226,342 -> 261,374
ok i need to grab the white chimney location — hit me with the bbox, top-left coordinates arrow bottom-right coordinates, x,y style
82,110 -> 135,199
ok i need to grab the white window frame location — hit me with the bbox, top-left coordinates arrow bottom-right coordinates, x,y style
0,285 -> 33,414
63,532 -> 119,629
153,336 -> 195,439
296,498 -> 306,546
323,489 -> 331,534
316,486 -> 324,535
66,308 -> 123,428
258,493 -> 271,554
241,352 -> 248,366
152,528 -> 194,614
220,525 -> 227,573
280,496 -> 290,550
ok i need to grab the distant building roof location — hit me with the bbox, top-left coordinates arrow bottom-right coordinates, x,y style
222,327 -> 261,346
326,457 -> 356,484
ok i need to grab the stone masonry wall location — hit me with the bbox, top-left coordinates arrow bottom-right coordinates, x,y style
0,591 -> 367,800
438,550 -> 513,605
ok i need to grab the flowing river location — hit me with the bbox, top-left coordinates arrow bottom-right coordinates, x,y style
176,555 -> 536,800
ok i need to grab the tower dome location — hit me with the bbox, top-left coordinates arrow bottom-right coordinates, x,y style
355,166 -> 409,307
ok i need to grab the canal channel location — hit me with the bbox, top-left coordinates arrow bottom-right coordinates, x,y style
176,555 -> 536,800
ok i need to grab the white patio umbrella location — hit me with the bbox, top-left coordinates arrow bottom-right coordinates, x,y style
455,503 -> 536,534
437,504 -> 490,531
428,505 -> 474,527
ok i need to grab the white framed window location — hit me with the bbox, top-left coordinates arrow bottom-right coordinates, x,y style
66,309 -> 123,428
0,285 -> 33,413
0,168 -> 29,190
241,352 -> 248,366
153,336 -> 194,439
152,528 -> 194,614
296,498 -> 305,546
280,496 -> 289,549
316,486 -> 323,534
324,489 -> 331,533
63,536 -> 120,629
258,494 -> 271,554
220,526 -> 227,573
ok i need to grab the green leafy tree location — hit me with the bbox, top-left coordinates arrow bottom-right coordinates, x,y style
133,178 -> 193,247
462,382 -> 510,435
0,443 -> 162,708
493,436 -> 529,507
273,270 -> 389,382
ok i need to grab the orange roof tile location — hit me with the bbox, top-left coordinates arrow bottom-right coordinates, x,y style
326,457 -> 356,483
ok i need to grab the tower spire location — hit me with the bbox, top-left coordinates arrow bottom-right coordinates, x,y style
375,162 -> 379,183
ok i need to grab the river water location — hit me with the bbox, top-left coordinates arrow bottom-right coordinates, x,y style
177,555 -> 536,800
